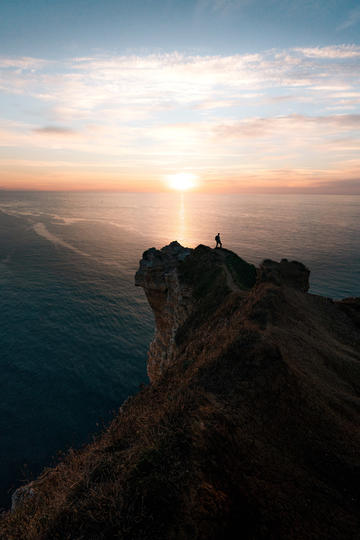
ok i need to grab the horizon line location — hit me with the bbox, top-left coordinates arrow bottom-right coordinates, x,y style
1,188 -> 360,196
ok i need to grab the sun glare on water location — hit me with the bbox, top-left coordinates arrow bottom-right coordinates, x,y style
167,172 -> 197,191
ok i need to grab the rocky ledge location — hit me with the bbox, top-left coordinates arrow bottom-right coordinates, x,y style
135,241 -> 311,382
2,243 -> 360,540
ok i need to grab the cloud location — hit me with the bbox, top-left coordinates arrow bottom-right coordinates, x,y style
214,114 -> 360,139
0,45 -> 360,192
337,7 -> 360,32
294,45 -> 360,59
0,46 -> 359,118
33,126 -> 77,135
0,56 -> 48,69
306,178 -> 360,194
266,94 -> 295,103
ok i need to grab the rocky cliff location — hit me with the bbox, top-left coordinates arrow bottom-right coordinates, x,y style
135,242 -> 193,382
1,243 -> 360,540
134,241 -> 257,382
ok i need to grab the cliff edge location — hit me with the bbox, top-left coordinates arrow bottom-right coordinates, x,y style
1,243 -> 359,540
134,241 -> 257,382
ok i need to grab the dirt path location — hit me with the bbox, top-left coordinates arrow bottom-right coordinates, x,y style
216,249 -> 243,293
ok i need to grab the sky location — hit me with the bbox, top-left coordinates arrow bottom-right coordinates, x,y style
0,0 -> 360,193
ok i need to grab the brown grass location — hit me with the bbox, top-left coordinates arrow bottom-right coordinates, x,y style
1,260 -> 360,539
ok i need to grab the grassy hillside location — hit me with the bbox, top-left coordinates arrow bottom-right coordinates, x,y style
1,248 -> 359,539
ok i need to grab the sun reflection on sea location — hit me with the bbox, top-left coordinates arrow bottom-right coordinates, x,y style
177,192 -> 186,246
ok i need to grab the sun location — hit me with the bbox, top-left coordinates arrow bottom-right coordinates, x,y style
167,172 -> 197,191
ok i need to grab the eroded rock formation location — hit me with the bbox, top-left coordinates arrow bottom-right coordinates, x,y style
135,241 -> 193,382
258,258 -> 310,291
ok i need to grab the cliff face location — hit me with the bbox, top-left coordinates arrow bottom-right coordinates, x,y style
2,244 -> 360,540
135,242 -> 193,382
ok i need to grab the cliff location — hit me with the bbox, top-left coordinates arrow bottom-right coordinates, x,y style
134,241 -> 257,382
1,243 -> 359,539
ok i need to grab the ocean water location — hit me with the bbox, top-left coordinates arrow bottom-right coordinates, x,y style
0,191 -> 359,507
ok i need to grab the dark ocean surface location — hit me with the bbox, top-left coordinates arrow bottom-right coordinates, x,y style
0,191 -> 359,507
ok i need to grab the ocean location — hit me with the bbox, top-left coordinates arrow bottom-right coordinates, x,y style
0,191 -> 359,507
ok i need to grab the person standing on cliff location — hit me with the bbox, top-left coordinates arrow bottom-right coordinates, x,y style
215,233 -> 222,248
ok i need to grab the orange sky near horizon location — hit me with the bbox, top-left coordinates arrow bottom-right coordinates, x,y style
1,164 -> 359,194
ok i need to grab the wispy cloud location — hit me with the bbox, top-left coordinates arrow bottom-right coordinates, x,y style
294,45 -> 360,59
33,126 -> 77,135
214,114 -> 360,139
0,56 -> 48,69
337,7 -> 360,32
305,178 -> 360,194
1,46 -> 359,115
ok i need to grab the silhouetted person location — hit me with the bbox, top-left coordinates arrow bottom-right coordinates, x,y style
215,233 -> 222,248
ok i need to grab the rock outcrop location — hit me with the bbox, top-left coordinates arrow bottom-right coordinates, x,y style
135,241 -> 257,382
258,258 -> 310,291
135,241 -> 193,382
1,244 -> 359,540
11,484 -> 35,512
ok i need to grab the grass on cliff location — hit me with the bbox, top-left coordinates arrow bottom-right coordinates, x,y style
1,260 -> 360,539
0,384 -> 203,540
176,245 -> 256,346
179,245 -> 256,298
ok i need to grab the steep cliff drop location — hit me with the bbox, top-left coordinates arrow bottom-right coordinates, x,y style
135,241 -> 194,382
1,243 -> 359,540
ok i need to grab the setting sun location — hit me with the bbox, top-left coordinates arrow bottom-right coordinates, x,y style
167,172 -> 198,191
